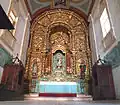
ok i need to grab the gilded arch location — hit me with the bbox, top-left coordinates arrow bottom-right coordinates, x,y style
25,9 -> 91,84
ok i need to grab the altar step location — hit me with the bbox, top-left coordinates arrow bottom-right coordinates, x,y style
39,93 -> 76,97
24,93 -> 92,101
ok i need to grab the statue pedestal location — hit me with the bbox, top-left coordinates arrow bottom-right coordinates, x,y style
52,70 -> 65,82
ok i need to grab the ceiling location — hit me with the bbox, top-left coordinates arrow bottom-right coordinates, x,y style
25,0 -> 94,17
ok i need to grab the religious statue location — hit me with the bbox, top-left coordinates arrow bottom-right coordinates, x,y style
56,54 -> 63,69
32,62 -> 37,77
79,61 -> 86,79
31,62 -> 38,92
32,63 -> 37,73
80,65 -> 86,79
52,50 -> 65,72
54,0 -> 66,6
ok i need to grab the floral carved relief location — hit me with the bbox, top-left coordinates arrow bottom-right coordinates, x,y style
25,9 -> 90,84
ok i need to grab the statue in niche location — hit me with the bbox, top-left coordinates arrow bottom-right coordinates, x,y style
79,60 -> 86,79
31,61 -> 37,92
54,0 -> 66,6
56,53 -> 63,69
53,50 -> 65,72
32,62 -> 37,74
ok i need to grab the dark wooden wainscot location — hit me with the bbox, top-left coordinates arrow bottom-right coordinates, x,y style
92,64 -> 116,100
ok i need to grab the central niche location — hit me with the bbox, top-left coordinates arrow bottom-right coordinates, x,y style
52,50 -> 66,72
46,25 -> 73,81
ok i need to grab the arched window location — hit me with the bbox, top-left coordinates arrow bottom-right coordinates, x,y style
100,8 -> 111,38
8,8 -> 18,35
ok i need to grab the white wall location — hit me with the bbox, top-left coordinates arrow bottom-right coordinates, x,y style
19,18 -> 30,66
18,0 -> 31,66
112,65 -> 120,99
89,1 -> 101,60
0,0 -> 31,66
90,0 -> 120,58
105,0 -> 120,99
88,16 -> 98,64
89,0 -> 120,99
0,0 -> 11,13
106,0 -> 120,40
12,0 -> 31,66
13,16 -> 26,57
0,0 -> 13,54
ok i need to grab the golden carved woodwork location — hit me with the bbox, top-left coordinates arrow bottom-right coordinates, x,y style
25,9 -> 90,83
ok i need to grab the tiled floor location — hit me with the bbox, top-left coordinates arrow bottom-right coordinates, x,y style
0,94 -> 120,105
0,99 -> 120,105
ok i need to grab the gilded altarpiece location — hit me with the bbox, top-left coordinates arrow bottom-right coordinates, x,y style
25,9 -> 91,91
